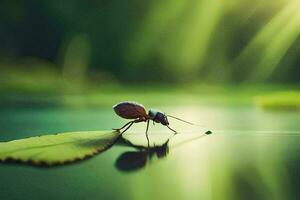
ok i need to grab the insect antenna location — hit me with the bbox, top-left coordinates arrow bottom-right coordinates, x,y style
166,115 -> 201,126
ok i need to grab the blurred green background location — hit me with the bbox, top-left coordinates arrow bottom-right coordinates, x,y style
0,1 -> 300,200
0,0 -> 299,108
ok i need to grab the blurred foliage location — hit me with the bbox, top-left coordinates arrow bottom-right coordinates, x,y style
0,0 -> 299,86
255,91 -> 300,111
1,82 -> 299,108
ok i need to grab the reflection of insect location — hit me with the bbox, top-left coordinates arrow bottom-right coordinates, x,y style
115,139 -> 170,172
113,101 -> 196,145
115,131 -> 212,172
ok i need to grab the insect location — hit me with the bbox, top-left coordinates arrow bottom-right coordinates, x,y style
113,101 -> 196,145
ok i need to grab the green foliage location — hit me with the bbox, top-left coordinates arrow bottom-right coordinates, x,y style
1,0 -> 300,83
0,130 -> 120,166
255,91 -> 300,111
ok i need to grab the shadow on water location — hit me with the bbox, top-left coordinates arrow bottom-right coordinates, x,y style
115,137 -> 170,172
114,131 -> 211,172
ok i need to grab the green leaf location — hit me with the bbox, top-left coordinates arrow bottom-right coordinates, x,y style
0,130 -> 120,166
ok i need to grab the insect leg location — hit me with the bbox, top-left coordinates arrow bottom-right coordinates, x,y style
113,120 -> 135,131
166,125 -> 177,134
115,118 -> 144,134
145,120 -> 150,148
119,121 -> 134,135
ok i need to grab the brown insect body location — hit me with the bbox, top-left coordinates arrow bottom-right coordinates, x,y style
113,101 -> 192,146
113,101 -> 149,121
113,101 -> 211,148
114,101 -> 175,131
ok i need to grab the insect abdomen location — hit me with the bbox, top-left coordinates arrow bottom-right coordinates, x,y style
113,101 -> 148,119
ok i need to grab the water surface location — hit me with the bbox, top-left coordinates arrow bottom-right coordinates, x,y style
0,105 -> 299,200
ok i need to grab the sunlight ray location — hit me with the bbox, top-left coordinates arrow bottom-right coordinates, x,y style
234,0 -> 300,81
251,10 -> 300,80
161,0 -> 223,74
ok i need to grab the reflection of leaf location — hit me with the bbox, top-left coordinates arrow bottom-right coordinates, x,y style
0,130 -> 120,166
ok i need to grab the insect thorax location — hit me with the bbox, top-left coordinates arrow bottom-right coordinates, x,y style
148,109 -> 159,119
148,109 -> 169,125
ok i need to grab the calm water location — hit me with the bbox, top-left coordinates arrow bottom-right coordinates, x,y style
0,105 -> 299,200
